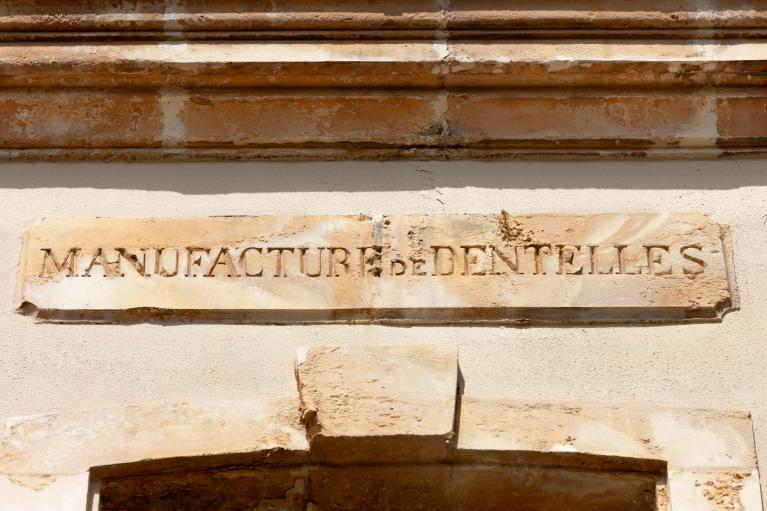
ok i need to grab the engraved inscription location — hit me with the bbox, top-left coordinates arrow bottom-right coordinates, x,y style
17,213 -> 736,323
38,243 -> 708,279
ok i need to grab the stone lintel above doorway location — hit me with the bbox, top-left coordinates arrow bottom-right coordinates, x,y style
0,344 -> 761,510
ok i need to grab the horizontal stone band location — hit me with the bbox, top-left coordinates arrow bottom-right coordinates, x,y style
2,41 -> 766,88
2,2 -> 764,159
1,1 -> 765,37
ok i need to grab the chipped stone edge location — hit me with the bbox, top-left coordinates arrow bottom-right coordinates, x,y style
13,223 -> 32,318
293,345 -> 459,463
720,224 -> 741,316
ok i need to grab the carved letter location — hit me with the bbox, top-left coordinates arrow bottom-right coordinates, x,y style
615,245 -> 629,274
645,245 -> 672,275
186,247 -> 210,277
617,245 -> 647,275
491,245 -> 519,275
155,248 -> 180,277
268,247 -> 295,277
327,247 -> 350,277
239,247 -> 263,277
529,244 -> 552,275
206,247 -> 239,277
82,249 -> 122,277
557,245 -> 583,275
300,248 -> 324,277
586,245 -> 599,275
118,249 -> 148,277
591,245 -> 621,274
39,248 -> 80,277
461,245 -> 488,276
431,246 -> 455,276
681,244 -> 706,275
390,258 -> 407,276
411,257 -> 427,276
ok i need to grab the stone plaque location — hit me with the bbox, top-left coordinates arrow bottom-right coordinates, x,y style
17,213 -> 737,324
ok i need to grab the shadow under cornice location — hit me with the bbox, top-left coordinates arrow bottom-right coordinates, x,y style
0,160 -> 766,194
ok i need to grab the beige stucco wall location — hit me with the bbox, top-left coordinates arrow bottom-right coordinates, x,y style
0,160 -> 765,497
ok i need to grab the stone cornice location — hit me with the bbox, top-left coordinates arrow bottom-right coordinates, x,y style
0,1 -> 765,160
2,1 -> 766,39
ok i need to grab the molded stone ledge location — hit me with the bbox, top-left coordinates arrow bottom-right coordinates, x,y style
0,2 -> 764,160
2,89 -> 766,158
0,1 -> 764,38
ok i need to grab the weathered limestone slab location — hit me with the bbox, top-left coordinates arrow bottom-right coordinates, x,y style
18,213 -> 737,324
456,398 -> 762,511
455,399 -> 757,472
0,399 -> 308,488
295,345 -> 458,462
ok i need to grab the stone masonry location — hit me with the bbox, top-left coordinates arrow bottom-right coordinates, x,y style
0,345 -> 761,510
